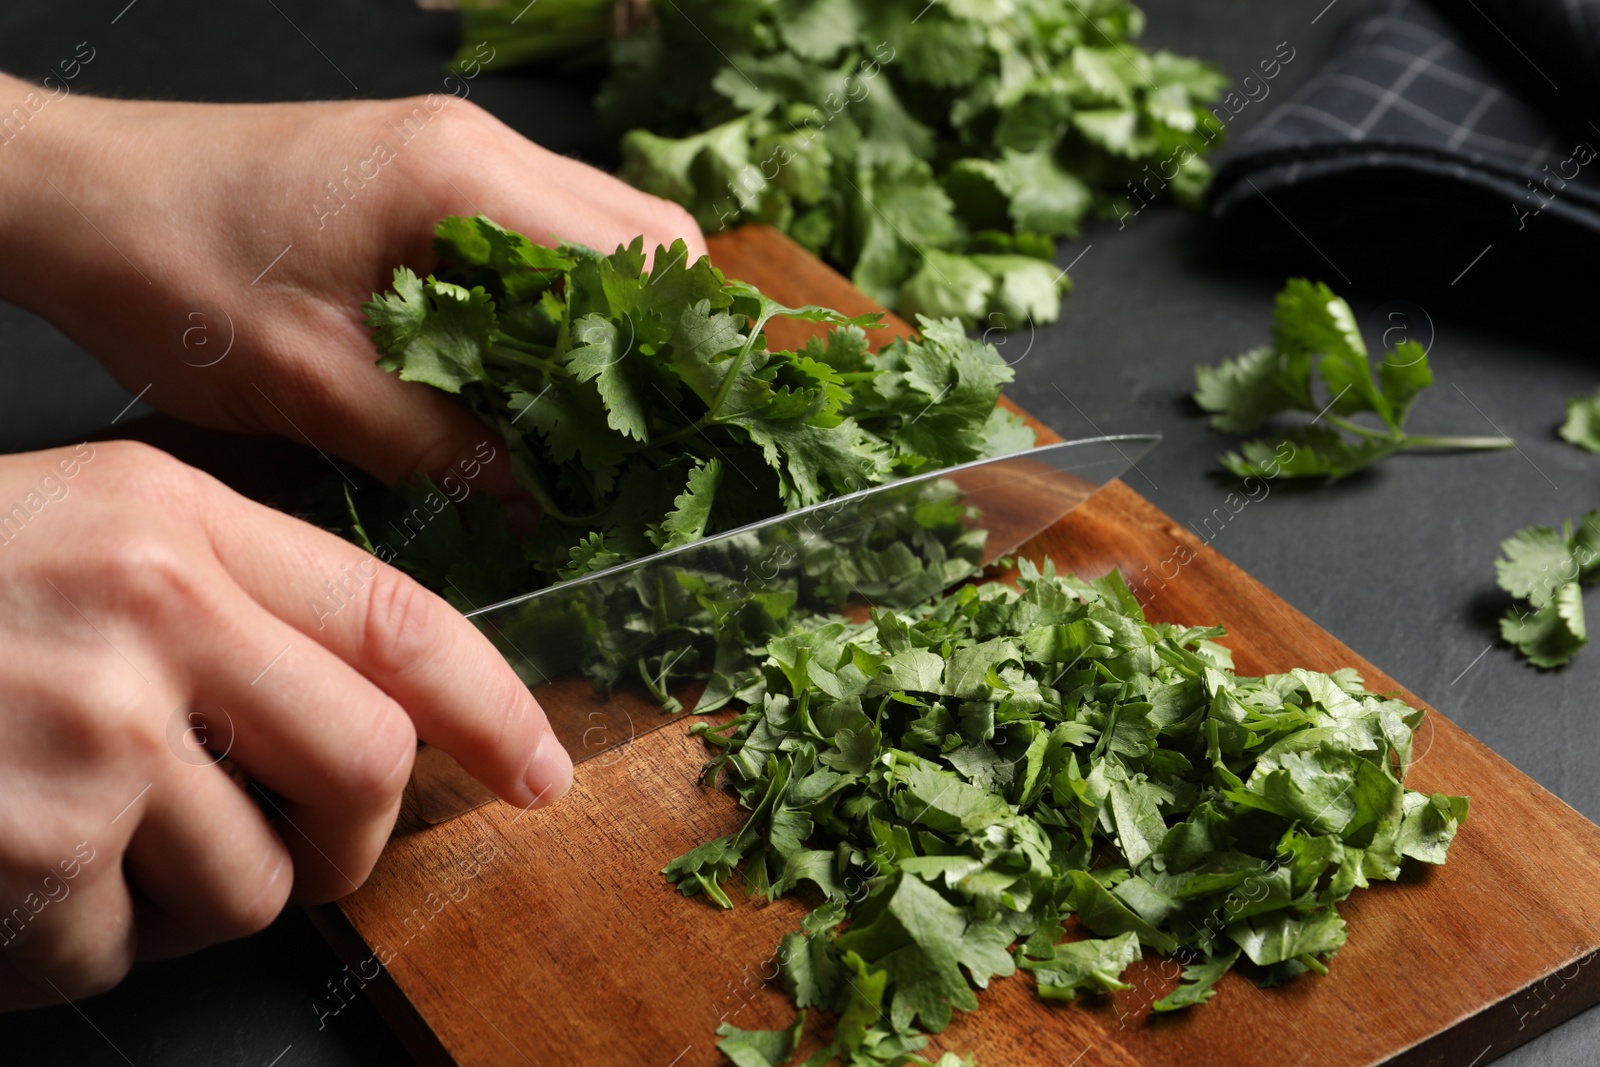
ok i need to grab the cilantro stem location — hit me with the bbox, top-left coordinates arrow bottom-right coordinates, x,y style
488,343 -> 563,377
1322,414 -> 1511,451
704,311 -> 777,422
1319,415 -> 1388,441
654,313 -> 779,447
1396,433 -> 1515,450
651,416 -> 716,448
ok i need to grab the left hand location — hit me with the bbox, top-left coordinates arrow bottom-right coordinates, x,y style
0,73 -> 708,492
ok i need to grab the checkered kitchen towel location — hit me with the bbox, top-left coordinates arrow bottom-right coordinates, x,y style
1209,0 -> 1600,287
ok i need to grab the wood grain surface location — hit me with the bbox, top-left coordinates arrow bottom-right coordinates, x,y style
315,227 -> 1600,1067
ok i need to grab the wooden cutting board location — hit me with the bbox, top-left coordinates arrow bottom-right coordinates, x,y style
310,227 -> 1600,1067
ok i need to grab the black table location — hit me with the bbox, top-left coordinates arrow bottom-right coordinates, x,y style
1,1 -> 1594,1064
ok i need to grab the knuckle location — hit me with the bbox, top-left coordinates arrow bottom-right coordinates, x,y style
358,566 -> 444,680
445,95 -> 488,124
92,438 -> 170,472
86,440 -> 191,496
77,672 -> 164,762
342,706 -> 418,811
214,858 -> 292,940
19,654 -> 165,771
85,527 -> 214,625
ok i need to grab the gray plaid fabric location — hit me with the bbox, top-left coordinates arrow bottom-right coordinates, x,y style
1209,0 -> 1600,284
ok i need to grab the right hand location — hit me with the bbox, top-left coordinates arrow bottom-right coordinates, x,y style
0,440 -> 571,1009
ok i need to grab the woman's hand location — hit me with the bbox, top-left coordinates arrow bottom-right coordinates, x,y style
0,441 -> 571,1008
0,73 -> 707,491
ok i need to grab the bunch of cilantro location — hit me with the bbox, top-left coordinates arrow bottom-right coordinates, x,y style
348,214 -> 1031,689
448,0 -> 1227,328
665,562 -> 1466,1066
1195,279 -> 1514,479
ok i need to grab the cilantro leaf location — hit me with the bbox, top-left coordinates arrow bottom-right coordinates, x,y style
1502,584 -> 1588,669
1018,932 -> 1142,1000
1496,521 -> 1586,608
1495,512 -> 1600,667
1398,792 -> 1469,865
1151,950 -> 1240,1012
1228,907 -> 1347,968
363,269 -> 496,394
1194,345 -> 1311,436
715,1011 -> 805,1067
899,252 -> 1070,331
1560,388 -> 1600,452
653,458 -> 722,550
567,314 -> 650,442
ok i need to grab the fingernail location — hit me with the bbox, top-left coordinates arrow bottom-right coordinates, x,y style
522,731 -> 573,809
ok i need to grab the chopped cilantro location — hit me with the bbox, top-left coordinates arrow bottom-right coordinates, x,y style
665,563 -> 1465,1063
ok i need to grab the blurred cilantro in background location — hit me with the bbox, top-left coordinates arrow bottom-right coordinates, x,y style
445,0 -> 1229,328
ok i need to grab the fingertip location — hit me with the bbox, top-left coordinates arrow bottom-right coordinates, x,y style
518,729 -> 574,811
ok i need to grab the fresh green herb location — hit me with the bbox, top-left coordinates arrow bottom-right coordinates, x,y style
717,1011 -> 808,1067
1194,279 -> 1514,480
359,213 -> 1030,591
450,0 -> 1228,328
448,0 -> 614,70
346,214 -> 1030,698
1497,511 -> 1600,668
665,563 -> 1465,1064
1559,389 -> 1600,452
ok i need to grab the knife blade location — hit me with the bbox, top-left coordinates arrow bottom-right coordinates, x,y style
411,433 -> 1159,825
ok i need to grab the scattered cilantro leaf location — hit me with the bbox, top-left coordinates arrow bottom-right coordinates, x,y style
1151,950 -> 1240,1012
1195,280 -> 1514,480
1560,388 -> 1600,452
1017,931 -> 1141,1001
1496,512 -> 1600,668
716,1012 -> 806,1067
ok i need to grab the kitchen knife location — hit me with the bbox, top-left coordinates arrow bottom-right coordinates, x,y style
411,433 -> 1159,824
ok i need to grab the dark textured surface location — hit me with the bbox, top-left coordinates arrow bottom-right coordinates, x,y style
0,0 -> 1594,1064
